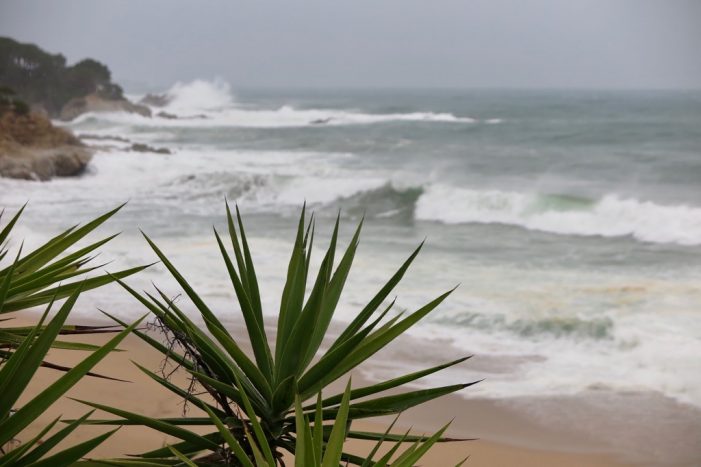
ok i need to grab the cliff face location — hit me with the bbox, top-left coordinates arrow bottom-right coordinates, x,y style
0,106 -> 79,147
60,93 -> 151,120
0,108 -> 92,181
0,37 -> 149,119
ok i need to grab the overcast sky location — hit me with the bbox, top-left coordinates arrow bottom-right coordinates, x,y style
1,0 -> 700,90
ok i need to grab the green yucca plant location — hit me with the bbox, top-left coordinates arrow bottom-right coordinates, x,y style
80,203 -> 474,464
0,204 -> 148,464
85,381 -> 466,467
0,286 -> 144,466
179,380 -> 465,467
0,204 -> 149,362
291,383 -> 465,467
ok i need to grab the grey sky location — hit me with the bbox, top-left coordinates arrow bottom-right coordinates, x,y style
1,0 -> 700,90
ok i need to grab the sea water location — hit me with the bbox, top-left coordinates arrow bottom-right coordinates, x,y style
2,80 -> 700,410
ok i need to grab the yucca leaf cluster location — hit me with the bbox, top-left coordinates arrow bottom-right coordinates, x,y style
83,203 -> 474,465
0,203 -> 471,466
0,204 -> 148,360
190,381 -> 467,467
0,204 -> 146,313
0,205 -> 145,465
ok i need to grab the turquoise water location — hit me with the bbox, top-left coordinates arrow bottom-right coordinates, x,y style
2,82 -> 700,407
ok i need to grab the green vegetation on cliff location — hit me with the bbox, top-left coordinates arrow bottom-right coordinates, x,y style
0,37 -> 124,116
0,86 -> 29,116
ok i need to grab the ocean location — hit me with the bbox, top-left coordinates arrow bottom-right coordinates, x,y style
2,80 -> 700,411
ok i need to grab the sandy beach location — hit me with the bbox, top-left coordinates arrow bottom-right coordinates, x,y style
10,311 -> 649,466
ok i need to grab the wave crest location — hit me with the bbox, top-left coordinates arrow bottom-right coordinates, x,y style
332,183 -> 423,220
436,312 -> 615,340
164,78 -> 234,112
416,185 -> 701,245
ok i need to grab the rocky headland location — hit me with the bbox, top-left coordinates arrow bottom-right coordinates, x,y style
0,36 -> 150,120
0,37 -> 160,181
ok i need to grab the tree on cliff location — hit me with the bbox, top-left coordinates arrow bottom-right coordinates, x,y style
0,86 -> 29,116
0,37 -> 124,116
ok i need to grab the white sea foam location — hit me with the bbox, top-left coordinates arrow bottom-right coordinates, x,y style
14,140 -> 699,247
352,258 -> 701,408
415,184 -> 701,245
70,79 -> 476,128
163,78 -> 234,112
70,106 -> 476,128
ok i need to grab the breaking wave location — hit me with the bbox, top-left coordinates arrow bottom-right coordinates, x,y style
288,179 -> 701,246
331,183 -> 423,220
164,78 -> 234,112
415,185 -> 701,245
154,168 -> 701,246
199,171 -> 701,246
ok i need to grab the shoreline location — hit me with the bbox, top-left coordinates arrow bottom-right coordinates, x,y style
354,329 -> 701,466
14,309 -> 700,466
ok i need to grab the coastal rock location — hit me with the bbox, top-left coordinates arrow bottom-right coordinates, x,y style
1,109 -> 79,146
156,111 -> 178,119
51,148 -> 92,176
60,93 -> 152,121
310,117 -> 332,125
140,93 -> 171,107
0,110 -> 93,180
0,145 -> 93,181
129,142 -> 171,154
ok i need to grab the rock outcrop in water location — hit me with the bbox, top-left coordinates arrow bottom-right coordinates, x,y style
139,93 -> 171,107
0,94 -> 92,180
129,143 -> 171,155
0,36 -> 149,120
156,111 -> 178,119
